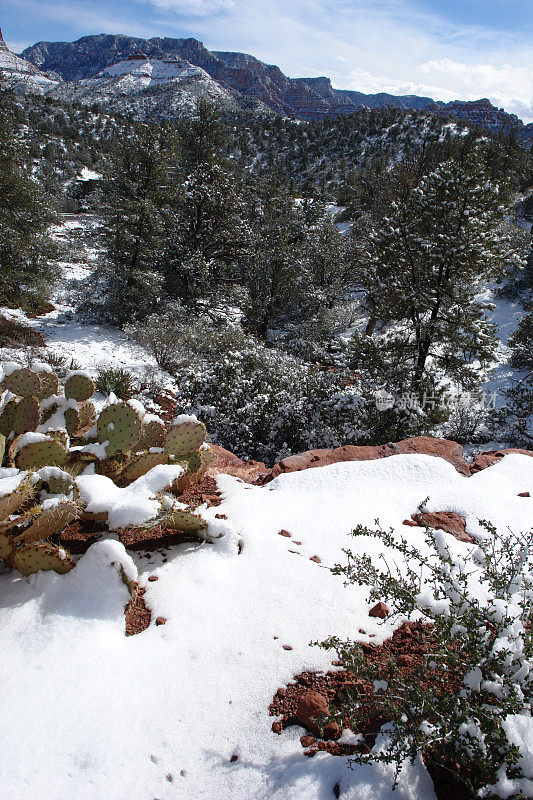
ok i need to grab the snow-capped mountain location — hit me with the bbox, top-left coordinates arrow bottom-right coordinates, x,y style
51,52 -> 255,117
0,28 -> 59,94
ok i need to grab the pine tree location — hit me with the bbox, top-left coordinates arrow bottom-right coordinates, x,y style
350,147 -> 521,392
162,102 -> 252,303
98,122 -> 179,323
0,91 -> 57,308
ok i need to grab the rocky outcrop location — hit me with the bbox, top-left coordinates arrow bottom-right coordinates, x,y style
470,448 -> 533,473
268,437 -> 471,479
21,34 -> 528,131
206,444 -> 268,483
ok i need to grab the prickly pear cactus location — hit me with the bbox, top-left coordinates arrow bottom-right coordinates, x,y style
119,451 -> 169,484
65,373 -> 94,402
35,370 -> 59,401
0,399 -> 17,437
165,507 -> 208,533
9,396 -> 41,436
65,401 -> 96,438
15,438 -> 67,471
0,475 -> 34,520
97,402 -> 142,457
3,367 -> 41,398
15,500 -> 78,543
137,419 -> 165,450
8,542 -> 75,576
165,420 -> 206,458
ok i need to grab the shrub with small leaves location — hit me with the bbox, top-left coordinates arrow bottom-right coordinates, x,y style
319,518 -> 533,799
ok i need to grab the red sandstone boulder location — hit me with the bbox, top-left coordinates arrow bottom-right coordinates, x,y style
369,602 -> 389,619
412,511 -> 474,543
205,445 -> 267,483
470,449 -> 533,473
296,691 -> 339,739
268,436 -> 470,479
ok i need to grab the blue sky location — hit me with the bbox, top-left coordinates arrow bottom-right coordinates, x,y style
2,0 -> 532,121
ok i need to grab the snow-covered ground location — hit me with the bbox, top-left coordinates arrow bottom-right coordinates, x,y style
0,216 -> 174,389
0,453 -> 532,799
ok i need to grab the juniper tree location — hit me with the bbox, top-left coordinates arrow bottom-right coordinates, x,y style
0,91 -> 57,308
350,147 -> 522,393
99,122 -> 180,323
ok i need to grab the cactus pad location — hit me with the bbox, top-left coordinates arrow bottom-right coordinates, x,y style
0,433 -> 5,465
4,367 -> 41,398
97,403 -> 142,457
8,542 -> 75,576
165,507 -> 208,533
0,532 -> 14,560
0,477 -> 34,521
65,373 -> 94,402
15,439 -> 67,470
0,399 -> 17,436
65,401 -> 96,437
119,451 -> 169,483
15,500 -> 78,543
137,419 -> 165,450
165,421 -> 206,458
36,371 -> 59,401
12,396 -> 40,435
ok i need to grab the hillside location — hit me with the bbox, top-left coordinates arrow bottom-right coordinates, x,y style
16,32 -> 533,136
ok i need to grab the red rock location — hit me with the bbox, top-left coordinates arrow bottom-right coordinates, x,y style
518,492 -> 531,498
283,645 -> 293,651
403,519 -> 420,527
296,691 -> 340,739
205,444 -> 267,483
278,529 -> 291,537
276,687 -> 286,698
397,654 -> 415,667
300,735 -> 315,747
369,602 -> 389,619
310,555 -> 321,563
412,511 -> 473,543
230,754 -> 238,763
470,449 -> 533,473
268,436 -> 470,479
155,617 -> 167,626
271,721 -> 282,734
148,576 -> 158,582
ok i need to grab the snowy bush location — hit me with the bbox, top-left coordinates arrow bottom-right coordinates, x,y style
178,335 -> 367,463
320,519 -> 533,798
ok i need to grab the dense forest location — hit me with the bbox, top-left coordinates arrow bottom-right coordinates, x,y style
1,87 -> 532,460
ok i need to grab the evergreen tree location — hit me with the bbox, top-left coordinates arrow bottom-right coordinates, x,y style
0,92 -> 57,307
99,122 -> 179,323
350,148 -> 520,392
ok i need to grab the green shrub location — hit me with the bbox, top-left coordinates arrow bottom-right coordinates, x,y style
95,367 -> 137,400
319,518 -> 533,798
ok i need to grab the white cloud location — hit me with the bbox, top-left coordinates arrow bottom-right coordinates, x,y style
149,0 -> 236,17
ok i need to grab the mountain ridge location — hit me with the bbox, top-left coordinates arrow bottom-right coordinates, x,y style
20,32 -> 525,130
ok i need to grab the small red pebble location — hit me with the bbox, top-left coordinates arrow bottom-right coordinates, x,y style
402,518 -> 420,527
300,735 -> 315,748
215,513 -> 228,519
518,492 -> 530,497
273,636 -> 279,640
148,576 -> 158,582
369,602 -> 389,619
294,541 -> 302,545
272,721 -> 283,734
331,660 -> 343,667
230,754 -> 238,763
155,617 -> 167,626
283,645 -> 293,651
277,687 -> 286,698
278,529 -> 291,537
304,749 -> 317,757
358,628 -> 366,634
310,555 -> 321,563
